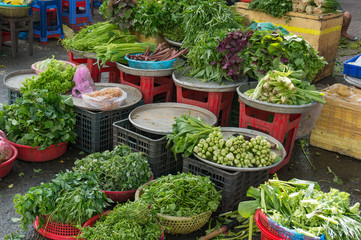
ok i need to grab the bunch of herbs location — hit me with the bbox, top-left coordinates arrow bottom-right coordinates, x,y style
0,90 -> 76,149
74,144 -> 152,191
139,173 -> 221,217
248,0 -> 293,18
99,0 -> 136,30
79,201 -> 163,239
13,170 -> 110,230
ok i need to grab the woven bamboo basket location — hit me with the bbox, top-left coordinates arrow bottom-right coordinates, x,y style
135,180 -> 213,235
0,3 -> 30,18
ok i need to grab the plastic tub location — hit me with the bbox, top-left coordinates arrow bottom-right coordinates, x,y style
125,54 -> 177,70
343,53 -> 361,78
0,145 -> 18,179
10,141 -> 68,162
31,60 -> 77,75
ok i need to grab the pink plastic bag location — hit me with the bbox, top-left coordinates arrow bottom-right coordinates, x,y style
72,65 -> 96,98
0,130 -> 13,163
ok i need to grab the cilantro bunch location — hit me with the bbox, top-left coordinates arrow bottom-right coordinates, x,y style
74,144 -> 152,191
14,170 -> 110,230
0,89 -> 77,150
79,201 -> 163,240
139,173 -> 222,217
248,0 -> 293,18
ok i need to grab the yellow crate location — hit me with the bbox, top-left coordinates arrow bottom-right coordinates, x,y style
310,84 -> 361,160
235,2 -> 343,82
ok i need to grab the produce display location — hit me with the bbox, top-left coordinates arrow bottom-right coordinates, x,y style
244,66 -> 326,105
94,42 -> 156,64
239,30 -> 327,80
139,173 -> 221,217
126,43 -> 188,61
74,144 -> 152,192
62,21 -> 137,52
238,177 -> 361,240
166,114 -> 219,158
194,130 -> 281,168
249,0 -> 340,17
0,90 -> 77,150
14,170 -> 110,230
79,201 -> 163,240
22,64 -> 76,94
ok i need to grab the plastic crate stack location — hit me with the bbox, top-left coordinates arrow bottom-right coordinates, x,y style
343,53 -> 361,88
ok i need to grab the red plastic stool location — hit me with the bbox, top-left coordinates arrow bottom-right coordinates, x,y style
176,86 -> 234,127
68,51 -> 119,82
120,71 -> 173,104
238,100 -> 301,173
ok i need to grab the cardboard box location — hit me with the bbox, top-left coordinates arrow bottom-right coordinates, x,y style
310,84 -> 361,160
235,3 -> 343,81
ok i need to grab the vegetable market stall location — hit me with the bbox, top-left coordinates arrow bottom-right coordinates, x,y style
235,2 -> 343,81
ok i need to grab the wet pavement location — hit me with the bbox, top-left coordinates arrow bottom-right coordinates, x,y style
0,0 -> 360,239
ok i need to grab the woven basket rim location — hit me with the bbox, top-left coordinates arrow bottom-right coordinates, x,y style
0,4 -> 30,8
157,210 -> 212,221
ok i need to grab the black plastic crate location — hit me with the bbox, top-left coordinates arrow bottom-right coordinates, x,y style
73,107 -> 134,153
182,156 -> 270,213
113,119 -> 183,178
8,89 -> 22,105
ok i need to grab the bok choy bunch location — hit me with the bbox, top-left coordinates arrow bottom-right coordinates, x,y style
238,177 -> 361,240
244,66 -> 325,105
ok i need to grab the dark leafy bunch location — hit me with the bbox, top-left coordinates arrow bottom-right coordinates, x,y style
13,170 -> 110,230
248,0 -> 293,18
21,65 -> 76,94
240,30 -> 327,81
216,30 -> 253,79
79,201 -> 163,240
0,90 -> 76,150
139,173 -> 222,217
74,144 -> 152,191
99,0 -> 136,30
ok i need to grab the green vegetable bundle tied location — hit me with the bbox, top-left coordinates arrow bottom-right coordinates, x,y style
74,144 -> 152,192
244,66 -> 326,105
139,173 -> 222,217
79,201 -> 163,240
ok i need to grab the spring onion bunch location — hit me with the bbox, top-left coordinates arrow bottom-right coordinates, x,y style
194,130 -> 280,168
244,66 -> 325,105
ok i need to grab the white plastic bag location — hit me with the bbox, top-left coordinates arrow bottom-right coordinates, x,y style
82,87 -> 127,111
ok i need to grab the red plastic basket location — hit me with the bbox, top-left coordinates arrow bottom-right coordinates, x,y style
31,60 -> 77,75
33,215 -> 80,240
101,173 -> 154,202
0,145 -> 17,179
10,141 -> 68,162
255,209 -> 283,240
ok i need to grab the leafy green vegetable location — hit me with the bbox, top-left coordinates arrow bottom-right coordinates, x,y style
244,66 -> 326,105
248,0 -> 293,18
0,90 -> 77,150
99,0 -> 136,30
34,56 -> 70,72
62,21 -> 137,52
166,113 -> 219,157
133,0 -> 165,37
79,201 -> 163,240
139,173 -> 221,217
239,177 -> 361,240
21,65 -> 76,94
13,170 -> 110,230
240,30 -> 327,81
74,144 -> 152,191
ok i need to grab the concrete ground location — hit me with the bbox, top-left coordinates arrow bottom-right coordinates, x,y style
0,0 -> 360,239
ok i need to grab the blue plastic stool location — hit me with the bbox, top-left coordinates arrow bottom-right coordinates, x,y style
31,0 -> 64,44
61,0 -> 92,30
